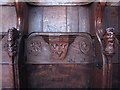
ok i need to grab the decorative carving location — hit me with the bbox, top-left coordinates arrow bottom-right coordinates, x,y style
79,38 -> 90,55
50,43 -> 68,60
29,41 -> 41,55
102,28 -> 115,88
26,33 -> 94,64
103,28 -> 115,56
49,36 -> 69,60
67,35 -> 93,63
27,37 -> 42,56
7,27 -> 19,57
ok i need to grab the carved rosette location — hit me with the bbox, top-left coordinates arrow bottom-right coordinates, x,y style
79,37 -> 90,55
27,37 -> 42,56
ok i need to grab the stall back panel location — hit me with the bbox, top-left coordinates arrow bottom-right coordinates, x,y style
25,33 -> 94,88
28,6 -> 90,33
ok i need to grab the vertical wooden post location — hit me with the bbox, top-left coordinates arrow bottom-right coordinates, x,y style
95,2 -> 115,88
14,1 -> 28,35
103,28 -> 115,88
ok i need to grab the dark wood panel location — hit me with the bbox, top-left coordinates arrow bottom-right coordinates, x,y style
112,64 -> 120,88
93,63 -> 120,88
103,6 -> 119,34
26,64 -> 93,88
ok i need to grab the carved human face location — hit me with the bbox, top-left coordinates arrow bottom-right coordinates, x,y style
50,42 -> 68,60
106,28 -> 115,42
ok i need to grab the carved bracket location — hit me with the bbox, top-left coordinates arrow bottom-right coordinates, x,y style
7,27 -> 20,57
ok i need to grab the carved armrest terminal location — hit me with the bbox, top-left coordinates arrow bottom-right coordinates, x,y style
103,28 -> 115,57
7,27 -> 20,57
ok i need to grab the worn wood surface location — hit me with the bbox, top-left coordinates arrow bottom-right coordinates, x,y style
79,6 -> 90,33
0,2 -> 120,88
28,5 -> 91,33
67,6 -> 79,32
26,64 -> 93,88
43,7 -> 67,32
0,6 -> 16,32
93,63 -> 120,88
0,35 -> 14,88
28,6 -> 43,33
